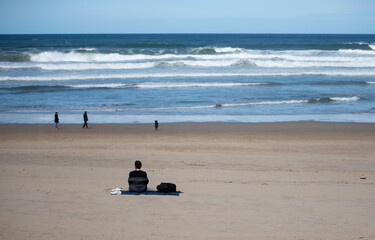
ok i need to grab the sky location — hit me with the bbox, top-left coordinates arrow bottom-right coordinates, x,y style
0,0 -> 374,34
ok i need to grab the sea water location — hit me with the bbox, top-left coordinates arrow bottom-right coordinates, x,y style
0,34 -> 374,123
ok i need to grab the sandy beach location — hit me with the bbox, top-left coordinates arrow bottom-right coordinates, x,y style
0,122 -> 374,240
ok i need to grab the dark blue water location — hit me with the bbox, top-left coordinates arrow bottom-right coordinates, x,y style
0,34 -> 374,123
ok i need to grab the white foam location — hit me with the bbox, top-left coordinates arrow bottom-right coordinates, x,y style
366,81 -> 375,85
133,105 -> 215,111
330,96 -> 360,102
41,62 -> 154,70
126,99 -> 309,111
27,48 -> 375,64
338,49 -> 375,55
29,51 -> 188,62
222,100 -> 308,107
369,44 -> 375,50
0,62 -> 155,70
84,97 -> 360,111
2,56 -> 375,70
76,47 -> 97,51
0,59 -> 253,70
214,47 -> 241,53
259,58 -> 375,68
2,71 -> 375,81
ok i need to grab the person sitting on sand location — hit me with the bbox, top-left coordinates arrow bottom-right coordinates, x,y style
128,160 -> 149,193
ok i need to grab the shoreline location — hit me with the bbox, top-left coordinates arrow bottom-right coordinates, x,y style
1,121 -> 375,131
1,112 -> 375,124
1,122 -> 375,142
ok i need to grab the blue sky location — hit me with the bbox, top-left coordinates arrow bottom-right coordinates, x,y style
0,0 -> 374,34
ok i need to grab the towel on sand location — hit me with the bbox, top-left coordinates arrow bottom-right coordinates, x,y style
121,190 -> 180,196
110,188 -> 181,196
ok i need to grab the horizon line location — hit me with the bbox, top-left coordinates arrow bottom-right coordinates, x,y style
1,32 -> 375,35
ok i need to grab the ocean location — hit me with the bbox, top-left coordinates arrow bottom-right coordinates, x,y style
0,34 -> 374,123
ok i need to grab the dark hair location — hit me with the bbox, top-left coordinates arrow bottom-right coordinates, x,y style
135,160 -> 142,169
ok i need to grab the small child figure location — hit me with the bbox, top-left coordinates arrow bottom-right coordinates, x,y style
154,120 -> 159,131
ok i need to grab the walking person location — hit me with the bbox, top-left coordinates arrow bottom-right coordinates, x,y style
154,120 -> 159,131
83,111 -> 88,128
54,112 -> 59,128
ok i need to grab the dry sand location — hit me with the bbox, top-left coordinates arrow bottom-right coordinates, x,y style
0,122 -> 374,240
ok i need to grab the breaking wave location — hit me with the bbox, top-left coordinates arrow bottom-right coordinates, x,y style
214,47 -> 241,53
0,47 -> 373,72
125,97 -> 360,111
12,47 -> 375,63
75,47 -> 97,52
29,51 -> 156,62
2,57 -> 375,70
1,35 -> 374,123
308,96 -> 360,103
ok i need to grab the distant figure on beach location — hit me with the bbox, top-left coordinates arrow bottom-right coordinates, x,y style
54,112 -> 59,128
83,111 -> 88,128
155,120 -> 159,131
128,160 -> 149,193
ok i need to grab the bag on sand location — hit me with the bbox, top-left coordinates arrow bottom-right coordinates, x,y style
157,182 -> 176,193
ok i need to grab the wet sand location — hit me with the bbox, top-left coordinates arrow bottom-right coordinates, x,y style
0,122 -> 375,240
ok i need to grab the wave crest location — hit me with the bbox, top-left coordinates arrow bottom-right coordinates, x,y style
308,96 -> 360,103
127,97 -> 360,111
214,47 -> 241,53
13,47 -> 375,65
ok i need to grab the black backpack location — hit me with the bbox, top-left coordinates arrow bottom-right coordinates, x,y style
157,182 -> 176,193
